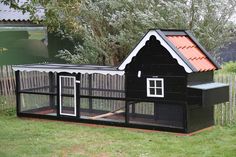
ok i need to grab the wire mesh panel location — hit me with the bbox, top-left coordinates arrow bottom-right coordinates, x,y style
19,71 -> 50,92
80,98 -> 125,123
80,74 -> 125,122
20,94 -> 50,112
80,73 -> 125,98
18,71 -> 57,116
131,102 -> 154,115
128,102 -> 156,125
128,102 -> 184,128
59,76 -> 76,116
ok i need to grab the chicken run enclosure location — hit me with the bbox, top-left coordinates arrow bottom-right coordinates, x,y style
15,68 -> 167,129
17,70 -> 127,119
13,29 -> 229,133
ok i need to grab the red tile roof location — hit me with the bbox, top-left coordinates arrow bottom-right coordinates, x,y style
166,35 -> 217,72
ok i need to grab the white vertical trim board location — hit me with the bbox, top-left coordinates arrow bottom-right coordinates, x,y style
59,76 -> 77,116
146,78 -> 164,98
118,30 -> 192,73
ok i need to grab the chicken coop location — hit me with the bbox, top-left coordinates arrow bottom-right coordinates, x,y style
13,29 -> 229,133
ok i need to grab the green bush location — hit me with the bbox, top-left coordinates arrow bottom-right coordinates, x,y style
217,61 -> 236,74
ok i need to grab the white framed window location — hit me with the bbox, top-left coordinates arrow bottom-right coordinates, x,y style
146,78 -> 164,97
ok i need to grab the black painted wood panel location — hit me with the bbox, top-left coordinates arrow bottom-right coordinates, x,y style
187,85 -> 229,106
187,106 -> 214,133
125,35 -> 187,103
155,103 -> 184,128
187,71 -> 213,85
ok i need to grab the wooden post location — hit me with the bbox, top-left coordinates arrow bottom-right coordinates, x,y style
56,73 -> 60,117
132,103 -> 135,115
183,103 -> 188,133
49,72 -> 55,108
125,70 -> 129,124
76,73 -> 81,118
125,101 -> 129,124
15,70 -> 21,116
88,74 -> 92,112
154,102 -> 158,120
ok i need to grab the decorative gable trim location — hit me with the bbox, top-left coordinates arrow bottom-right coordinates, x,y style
118,30 -> 193,73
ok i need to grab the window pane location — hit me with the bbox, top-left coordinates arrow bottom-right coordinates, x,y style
156,88 -> 162,95
156,80 -> 162,87
150,88 -> 155,95
147,78 -> 164,97
149,80 -> 155,87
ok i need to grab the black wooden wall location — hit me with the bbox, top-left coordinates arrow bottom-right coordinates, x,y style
125,35 -> 188,129
187,71 -> 213,85
187,105 -> 214,132
125,35 -> 187,103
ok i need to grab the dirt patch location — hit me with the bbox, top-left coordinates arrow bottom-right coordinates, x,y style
57,145 -> 112,157
94,152 -> 110,157
58,144 -> 87,157
180,126 -> 213,136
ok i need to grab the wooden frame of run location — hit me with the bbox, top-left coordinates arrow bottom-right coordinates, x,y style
15,70 -> 186,133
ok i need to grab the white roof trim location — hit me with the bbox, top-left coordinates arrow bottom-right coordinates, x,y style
12,67 -> 124,76
118,30 -> 193,73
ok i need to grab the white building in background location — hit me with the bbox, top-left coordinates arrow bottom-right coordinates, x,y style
0,0 -> 44,25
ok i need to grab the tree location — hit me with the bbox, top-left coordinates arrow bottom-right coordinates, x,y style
2,0 -> 236,65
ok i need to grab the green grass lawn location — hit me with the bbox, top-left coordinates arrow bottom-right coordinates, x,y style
0,111 -> 236,157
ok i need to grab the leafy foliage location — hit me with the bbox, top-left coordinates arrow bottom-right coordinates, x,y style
1,0 -> 236,65
219,61 -> 236,73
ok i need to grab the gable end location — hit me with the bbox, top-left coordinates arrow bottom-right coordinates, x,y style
118,30 -> 193,73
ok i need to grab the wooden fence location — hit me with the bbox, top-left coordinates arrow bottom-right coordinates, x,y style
0,65 -> 236,125
214,73 -> 236,125
0,65 -> 15,110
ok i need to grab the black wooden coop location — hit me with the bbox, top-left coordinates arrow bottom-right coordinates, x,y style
13,29 -> 229,133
